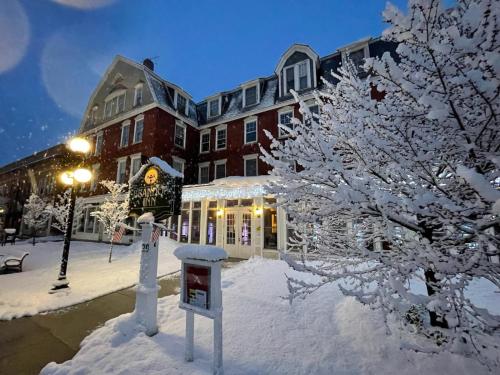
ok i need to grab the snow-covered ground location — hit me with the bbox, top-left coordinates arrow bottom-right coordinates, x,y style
41,258 -> 497,375
0,237 -> 180,320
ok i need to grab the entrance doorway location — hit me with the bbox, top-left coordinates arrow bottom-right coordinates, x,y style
224,208 -> 254,259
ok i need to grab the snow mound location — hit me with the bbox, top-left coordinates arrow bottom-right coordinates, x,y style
174,245 -> 228,261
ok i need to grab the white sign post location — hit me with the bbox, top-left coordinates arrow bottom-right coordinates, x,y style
134,212 -> 160,336
174,245 -> 228,375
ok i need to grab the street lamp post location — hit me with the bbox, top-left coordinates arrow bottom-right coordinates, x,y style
51,137 -> 92,292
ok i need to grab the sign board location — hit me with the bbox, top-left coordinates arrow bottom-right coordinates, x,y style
129,162 -> 182,220
183,263 -> 211,310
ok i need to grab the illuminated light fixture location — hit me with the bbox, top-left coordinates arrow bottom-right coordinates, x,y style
68,137 -> 91,154
73,168 -> 92,183
0,208 -> 5,214
60,171 -> 74,186
216,208 -> 224,218
254,207 -> 263,217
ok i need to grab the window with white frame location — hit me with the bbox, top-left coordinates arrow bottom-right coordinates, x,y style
94,132 -> 103,156
174,121 -> 186,148
134,84 -> 143,106
116,158 -> 127,184
341,43 -> 370,75
278,108 -> 294,137
243,85 -> 258,107
90,163 -> 100,191
130,154 -> 142,178
304,101 -> 319,127
133,117 -> 144,144
200,130 -> 210,153
283,59 -> 311,95
89,106 -> 98,125
244,117 -> 257,144
215,159 -> 226,179
216,125 -> 226,150
176,93 -> 187,116
208,97 -> 220,118
244,154 -> 258,176
298,61 -> 309,90
198,162 -> 210,184
104,91 -> 126,119
120,122 -> 130,147
172,156 -> 185,175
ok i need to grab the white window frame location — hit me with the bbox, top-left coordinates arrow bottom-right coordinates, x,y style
341,43 -> 370,69
94,131 -> 103,156
90,163 -> 100,191
116,157 -> 127,184
175,91 -> 189,117
215,124 -> 227,150
244,116 -> 258,144
172,156 -> 185,175
283,59 -> 311,95
198,162 -> 210,184
120,120 -> 130,148
134,83 -> 143,107
241,80 -> 260,107
278,106 -> 294,138
130,153 -> 142,180
133,115 -> 144,144
214,159 -> 227,180
207,96 -> 221,118
174,120 -> 186,149
104,89 -> 126,119
200,129 -> 211,154
243,153 -> 259,177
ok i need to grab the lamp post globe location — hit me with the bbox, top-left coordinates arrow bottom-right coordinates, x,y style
73,168 -> 92,183
68,137 -> 91,154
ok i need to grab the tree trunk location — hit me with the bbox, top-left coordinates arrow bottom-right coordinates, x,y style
32,228 -> 36,246
108,241 -> 114,263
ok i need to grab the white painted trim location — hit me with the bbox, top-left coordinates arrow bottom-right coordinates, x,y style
200,129 -> 211,154
340,41 -> 370,67
174,91 -> 189,117
278,106 -> 294,138
276,44 -> 319,96
198,162 -> 210,184
94,131 -> 103,156
132,115 -> 144,144
134,83 -> 144,107
174,120 -> 187,149
242,82 -> 260,107
129,153 -> 142,179
207,96 -> 222,118
120,121 -> 130,148
214,159 -> 226,179
116,156 -> 128,183
244,116 -> 258,144
243,153 -> 259,176
215,124 -> 227,151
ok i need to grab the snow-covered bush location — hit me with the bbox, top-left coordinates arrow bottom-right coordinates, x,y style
23,193 -> 50,245
46,189 -> 71,233
91,180 -> 130,263
263,0 -> 499,367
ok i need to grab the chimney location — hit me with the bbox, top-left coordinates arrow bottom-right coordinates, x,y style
143,58 -> 154,71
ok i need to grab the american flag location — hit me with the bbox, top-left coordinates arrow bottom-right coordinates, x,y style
150,226 -> 161,243
112,224 -> 126,242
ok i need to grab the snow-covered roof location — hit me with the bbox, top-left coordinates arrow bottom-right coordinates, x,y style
129,157 -> 183,185
174,244 -> 228,262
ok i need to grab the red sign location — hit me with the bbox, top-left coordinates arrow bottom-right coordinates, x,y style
184,264 -> 211,310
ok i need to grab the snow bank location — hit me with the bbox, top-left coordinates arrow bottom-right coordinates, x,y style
174,245 -> 228,261
0,238 -> 181,320
41,259 -> 493,375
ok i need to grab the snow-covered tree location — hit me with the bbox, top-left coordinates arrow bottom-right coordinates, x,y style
23,193 -> 50,245
46,189 -> 72,233
263,0 -> 499,367
91,180 -> 130,263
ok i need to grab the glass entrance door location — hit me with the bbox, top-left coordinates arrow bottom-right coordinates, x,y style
224,209 -> 254,259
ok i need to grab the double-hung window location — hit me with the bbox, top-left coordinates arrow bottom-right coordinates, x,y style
244,85 -> 258,107
94,132 -> 103,156
283,60 -> 311,95
116,158 -> 127,184
244,154 -> 258,177
298,61 -> 308,90
285,66 -> 295,94
130,154 -> 142,178
199,162 -> 210,184
244,117 -> 257,144
208,97 -> 220,118
134,84 -> 143,106
120,122 -> 130,147
215,159 -> 226,179
174,121 -> 186,148
216,125 -> 226,150
172,157 -> 185,175
133,117 -> 144,144
278,108 -> 294,137
176,93 -> 187,115
200,131 -> 210,153
104,92 -> 126,119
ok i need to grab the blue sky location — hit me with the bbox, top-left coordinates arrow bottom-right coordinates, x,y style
0,0 -> 408,166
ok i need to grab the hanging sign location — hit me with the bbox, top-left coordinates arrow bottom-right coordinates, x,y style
129,159 -> 183,220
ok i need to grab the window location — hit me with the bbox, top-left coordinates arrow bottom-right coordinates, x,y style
89,106 -> 98,125
341,43 -> 370,75
176,93 -> 187,115
208,97 -> 220,118
169,215 -> 178,240
216,125 -> 227,150
215,159 -> 226,179
190,202 -> 201,244
85,207 -> 97,233
134,84 -> 143,106
304,103 -> 319,127
206,201 -> 217,245
298,61 -> 308,90
116,158 -> 127,183
133,118 -> 144,144
244,118 -> 257,144
200,131 -> 210,153
244,85 -> 258,107
172,157 -> 185,175
180,202 -> 190,243
199,163 -> 210,184
283,60 -> 311,95
264,198 -> 277,249
285,66 -> 295,94
90,164 -> 100,192
244,154 -> 258,176
120,122 -> 130,147
104,92 -> 126,119
346,48 -> 366,74
94,132 -> 103,156
278,108 -> 294,137
174,121 -> 186,148
130,154 -> 142,178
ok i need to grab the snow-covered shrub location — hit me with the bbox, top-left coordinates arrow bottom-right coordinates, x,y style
263,0 -> 499,367
23,193 -> 50,245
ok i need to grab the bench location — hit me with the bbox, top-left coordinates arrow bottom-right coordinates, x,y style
0,252 -> 29,273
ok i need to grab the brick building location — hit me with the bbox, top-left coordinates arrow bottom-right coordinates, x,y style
0,37 -> 396,257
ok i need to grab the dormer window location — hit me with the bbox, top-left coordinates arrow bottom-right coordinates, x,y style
242,80 -> 260,107
208,97 -> 221,118
134,84 -> 143,106
104,90 -> 126,119
284,60 -> 311,94
340,39 -> 370,75
176,93 -> 187,116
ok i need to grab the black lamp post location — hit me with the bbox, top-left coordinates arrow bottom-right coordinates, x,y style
50,137 -> 92,292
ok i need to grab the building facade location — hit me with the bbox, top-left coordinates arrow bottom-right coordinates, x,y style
0,38 -> 396,257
